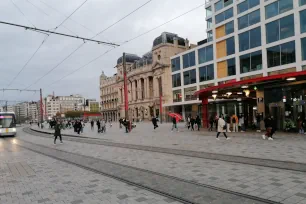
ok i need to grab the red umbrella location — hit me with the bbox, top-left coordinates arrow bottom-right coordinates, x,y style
168,112 -> 183,121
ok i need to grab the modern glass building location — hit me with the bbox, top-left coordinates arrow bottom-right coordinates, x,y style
167,0 -> 306,131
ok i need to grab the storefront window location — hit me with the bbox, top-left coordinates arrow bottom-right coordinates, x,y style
172,73 -> 181,88
183,51 -> 195,68
265,0 -> 293,19
267,41 -> 296,68
184,87 -> 197,101
199,64 -> 214,82
302,37 -> 306,61
266,15 -> 294,44
300,10 -> 306,34
173,90 -> 182,102
183,69 -> 196,85
171,57 -> 180,72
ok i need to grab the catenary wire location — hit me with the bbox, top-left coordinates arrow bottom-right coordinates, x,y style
45,2 -> 206,88
10,0 -> 36,27
25,0 -> 153,89
26,0 -> 49,16
7,0 -> 90,89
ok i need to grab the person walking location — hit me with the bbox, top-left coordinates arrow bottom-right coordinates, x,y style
195,115 -> 201,131
90,120 -> 94,130
209,115 -> 214,131
190,116 -> 195,131
271,116 -> 277,138
54,120 -> 63,145
75,120 -> 82,135
298,116 -> 304,134
119,118 -> 123,129
216,116 -> 229,140
152,116 -> 158,129
171,117 -> 178,132
187,115 -> 191,130
239,115 -> 245,132
262,115 -> 273,140
101,119 -> 106,133
96,120 -> 101,133
225,114 -> 231,132
231,114 -> 239,132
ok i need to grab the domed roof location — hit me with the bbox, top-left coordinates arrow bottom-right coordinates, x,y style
117,53 -> 141,64
153,32 -> 186,47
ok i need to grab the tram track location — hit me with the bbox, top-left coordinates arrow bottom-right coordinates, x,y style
14,135 -> 279,204
24,127 -> 306,172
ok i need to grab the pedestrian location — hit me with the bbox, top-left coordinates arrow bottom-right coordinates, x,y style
37,122 -> 40,128
256,113 -> 261,130
214,114 -> 219,131
216,115 -> 229,140
225,114 -> 231,132
75,120 -> 82,135
208,115 -> 214,131
124,118 -> 130,133
231,114 -> 238,132
190,116 -> 195,131
171,117 -> 178,132
239,115 -> 245,132
271,116 -> 277,138
187,115 -> 191,129
298,116 -> 304,134
152,116 -> 158,129
91,120 -> 94,130
96,120 -> 101,133
262,115 -> 273,140
195,115 -> 201,131
119,118 -> 123,129
101,119 -> 106,133
54,120 -> 63,145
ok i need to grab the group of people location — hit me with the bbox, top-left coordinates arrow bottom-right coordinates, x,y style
91,118 -> 111,133
209,114 -> 245,133
186,115 -> 201,131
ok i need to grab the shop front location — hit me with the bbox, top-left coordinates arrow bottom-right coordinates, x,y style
195,71 -> 306,131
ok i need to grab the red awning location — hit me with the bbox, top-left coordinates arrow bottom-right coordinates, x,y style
195,70 -> 306,97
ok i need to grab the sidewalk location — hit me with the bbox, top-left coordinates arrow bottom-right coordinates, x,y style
30,122 -> 306,166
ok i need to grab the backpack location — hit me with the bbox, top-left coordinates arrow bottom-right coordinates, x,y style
232,117 -> 236,123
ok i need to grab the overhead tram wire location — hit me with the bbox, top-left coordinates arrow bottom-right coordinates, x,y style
45,2 -> 206,87
24,0 -> 153,89
5,0 -> 93,88
10,0 -> 36,27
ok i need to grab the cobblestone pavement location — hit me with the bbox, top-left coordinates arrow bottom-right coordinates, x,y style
20,130 -> 306,204
0,139 -> 183,204
32,122 -> 306,164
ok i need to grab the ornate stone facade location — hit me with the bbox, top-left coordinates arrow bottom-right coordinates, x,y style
100,32 -> 188,121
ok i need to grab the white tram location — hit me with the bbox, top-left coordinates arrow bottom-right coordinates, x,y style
0,112 -> 17,136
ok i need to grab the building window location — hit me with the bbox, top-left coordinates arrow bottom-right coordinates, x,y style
172,73 -> 181,87
173,90 -> 182,103
265,0 -> 293,19
237,0 -> 260,14
225,21 -> 234,35
207,31 -> 213,42
198,45 -> 213,64
207,18 -> 212,29
302,37 -> 306,61
171,57 -> 180,72
215,8 -> 233,24
226,37 -> 235,56
301,0 -> 306,6
238,9 -> 260,30
227,58 -> 236,76
215,0 -> 233,12
239,27 -> 261,52
266,14 -> 294,44
300,10 -> 306,34
240,50 -> 262,73
199,64 -> 214,82
267,41 -> 296,68
184,87 -> 197,101
183,69 -> 196,85
183,51 -> 195,68
206,6 -> 212,17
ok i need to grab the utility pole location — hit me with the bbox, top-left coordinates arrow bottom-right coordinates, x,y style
158,77 -> 163,124
40,88 -> 43,126
123,53 -> 129,120
5,101 -> 8,112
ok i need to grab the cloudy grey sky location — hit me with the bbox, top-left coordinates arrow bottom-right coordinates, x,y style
0,0 -> 206,104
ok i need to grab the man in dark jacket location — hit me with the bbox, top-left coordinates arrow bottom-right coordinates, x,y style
263,115 -> 273,140
54,120 -> 63,144
152,116 -> 158,129
96,120 -> 101,133
195,115 -> 201,131
171,117 -> 178,132
190,116 -> 195,131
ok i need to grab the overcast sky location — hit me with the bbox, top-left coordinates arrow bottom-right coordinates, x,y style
0,0 -> 206,105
